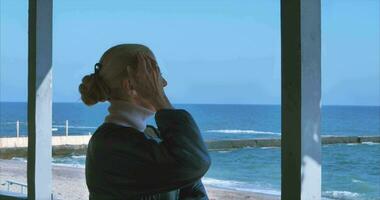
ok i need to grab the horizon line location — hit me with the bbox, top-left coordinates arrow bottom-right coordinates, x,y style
0,101 -> 379,107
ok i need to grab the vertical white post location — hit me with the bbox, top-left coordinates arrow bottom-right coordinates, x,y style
16,120 -> 20,138
27,0 -> 53,199
65,120 -> 69,136
281,0 -> 321,199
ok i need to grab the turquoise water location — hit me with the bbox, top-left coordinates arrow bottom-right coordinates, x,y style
205,143 -> 380,200
1,102 -> 380,199
51,143 -> 380,200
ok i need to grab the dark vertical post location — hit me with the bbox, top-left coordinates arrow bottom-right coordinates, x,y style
281,0 -> 321,199
28,0 -> 53,199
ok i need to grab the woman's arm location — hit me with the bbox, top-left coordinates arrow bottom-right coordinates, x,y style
100,108 -> 211,196
179,179 -> 209,200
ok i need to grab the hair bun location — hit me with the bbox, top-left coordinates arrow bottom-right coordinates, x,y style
78,73 -> 110,106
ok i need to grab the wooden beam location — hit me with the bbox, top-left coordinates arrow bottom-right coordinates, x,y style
281,0 -> 321,199
28,0 -> 53,199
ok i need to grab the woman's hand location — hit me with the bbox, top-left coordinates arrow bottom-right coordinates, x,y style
129,52 -> 173,111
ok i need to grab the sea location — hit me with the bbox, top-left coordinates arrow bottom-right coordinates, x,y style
1,102 -> 379,200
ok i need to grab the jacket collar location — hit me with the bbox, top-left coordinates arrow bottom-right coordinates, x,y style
104,99 -> 155,132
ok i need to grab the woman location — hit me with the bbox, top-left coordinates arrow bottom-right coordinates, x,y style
78,44 -> 211,200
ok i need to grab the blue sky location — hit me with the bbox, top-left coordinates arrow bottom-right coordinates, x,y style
0,0 -> 379,105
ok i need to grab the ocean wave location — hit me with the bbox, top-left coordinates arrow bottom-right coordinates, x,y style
260,147 -> 279,149
201,177 -> 280,196
346,142 -> 379,146
205,129 -> 280,135
322,190 -> 361,200
52,162 -> 85,168
11,157 -> 27,162
71,155 -> 86,159
52,155 -> 86,168
362,142 -> 380,145
217,150 -> 233,153
52,154 -> 86,160
10,155 -> 87,167
352,179 -> 365,183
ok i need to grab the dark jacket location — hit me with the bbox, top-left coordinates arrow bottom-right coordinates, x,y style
85,109 -> 212,200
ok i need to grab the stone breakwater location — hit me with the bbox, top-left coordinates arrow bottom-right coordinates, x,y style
0,135 -> 379,159
205,135 -> 380,150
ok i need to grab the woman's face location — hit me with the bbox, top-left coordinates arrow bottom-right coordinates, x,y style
161,76 -> 168,87
132,72 -> 167,111
142,51 -> 168,88
123,54 -> 168,111
158,68 -> 168,88
147,53 -> 167,89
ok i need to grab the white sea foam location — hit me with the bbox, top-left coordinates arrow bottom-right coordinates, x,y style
217,150 -> 233,153
346,142 -> 379,146
205,129 -> 280,135
51,154 -> 87,168
352,179 -> 364,183
201,177 -> 280,196
71,155 -> 86,159
260,147 -> 279,149
11,157 -> 27,162
11,157 -> 83,169
322,190 -> 361,200
52,162 -> 85,168
362,142 -> 379,145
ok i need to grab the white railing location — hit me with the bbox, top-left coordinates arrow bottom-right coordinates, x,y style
10,120 -> 92,137
1,180 -> 55,199
2,180 -> 27,194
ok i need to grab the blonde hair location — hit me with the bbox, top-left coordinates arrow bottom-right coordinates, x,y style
78,44 -> 155,106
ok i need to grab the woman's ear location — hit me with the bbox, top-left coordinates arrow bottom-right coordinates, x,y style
122,79 -> 137,97
121,79 -> 132,91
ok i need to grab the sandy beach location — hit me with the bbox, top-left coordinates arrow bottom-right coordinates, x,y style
0,159 -> 279,200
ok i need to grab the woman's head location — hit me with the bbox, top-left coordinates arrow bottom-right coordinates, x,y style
78,44 -> 167,107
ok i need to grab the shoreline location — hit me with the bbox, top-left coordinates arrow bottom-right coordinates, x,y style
1,135 -> 379,159
0,159 -> 279,200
